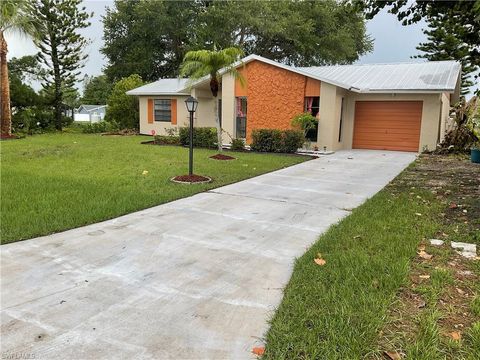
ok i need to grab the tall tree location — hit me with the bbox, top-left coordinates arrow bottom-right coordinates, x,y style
102,0 -> 197,82
8,56 -> 43,110
414,11 -> 477,95
81,75 -> 112,105
0,0 -> 36,137
102,0 -> 372,81
180,47 -> 244,151
196,0 -> 373,66
32,0 -> 91,130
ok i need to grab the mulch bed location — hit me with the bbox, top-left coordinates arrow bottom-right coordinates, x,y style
209,154 -> 236,160
171,174 -> 212,184
0,134 -> 18,140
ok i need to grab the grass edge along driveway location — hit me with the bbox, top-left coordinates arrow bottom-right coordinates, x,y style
0,133 -> 308,244
263,156 -> 479,359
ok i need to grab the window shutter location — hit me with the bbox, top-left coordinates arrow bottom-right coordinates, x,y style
147,99 -> 154,124
171,99 -> 177,125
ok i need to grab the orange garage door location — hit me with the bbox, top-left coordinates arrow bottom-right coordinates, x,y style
353,101 -> 422,152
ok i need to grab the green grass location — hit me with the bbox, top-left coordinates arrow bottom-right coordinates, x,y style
0,133 -> 308,243
264,187 -> 441,359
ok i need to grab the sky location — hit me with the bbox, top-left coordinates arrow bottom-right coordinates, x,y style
6,0 -> 431,92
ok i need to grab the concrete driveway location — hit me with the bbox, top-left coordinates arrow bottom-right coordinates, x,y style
1,150 -> 415,359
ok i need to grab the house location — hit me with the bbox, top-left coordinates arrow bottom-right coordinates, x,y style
74,105 -> 107,123
126,55 -> 461,152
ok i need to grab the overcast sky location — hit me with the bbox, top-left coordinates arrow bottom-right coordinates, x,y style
6,0 -> 430,91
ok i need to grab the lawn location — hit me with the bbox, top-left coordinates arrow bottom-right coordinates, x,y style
0,133 -> 308,244
264,154 -> 479,359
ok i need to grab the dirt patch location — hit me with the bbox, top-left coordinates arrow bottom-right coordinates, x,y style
209,154 -> 236,160
171,174 -> 212,184
395,154 -> 480,243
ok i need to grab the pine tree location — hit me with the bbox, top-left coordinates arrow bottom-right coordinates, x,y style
414,10 -> 477,95
33,0 -> 91,130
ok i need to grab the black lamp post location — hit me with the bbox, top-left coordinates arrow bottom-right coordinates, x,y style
184,96 -> 199,176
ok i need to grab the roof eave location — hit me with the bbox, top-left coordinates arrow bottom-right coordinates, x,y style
126,91 -> 190,96
357,88 -> 457,94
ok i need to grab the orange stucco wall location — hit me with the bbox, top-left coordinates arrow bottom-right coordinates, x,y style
234,60 -> 321,142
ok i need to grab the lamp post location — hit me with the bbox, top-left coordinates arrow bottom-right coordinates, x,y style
184,96 -> 199,176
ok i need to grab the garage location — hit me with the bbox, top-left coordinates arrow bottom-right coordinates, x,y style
352,101 -> 423,152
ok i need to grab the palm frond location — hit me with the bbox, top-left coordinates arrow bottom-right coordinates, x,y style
180,47 -> 245,88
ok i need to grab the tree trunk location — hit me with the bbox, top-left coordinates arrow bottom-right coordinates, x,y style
51,36 -> 63,131
0,31 -> 12,137
213,95 -> 222,151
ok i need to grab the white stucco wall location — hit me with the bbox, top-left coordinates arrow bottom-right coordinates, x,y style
220,73 -> 236,144
318,87 -> 448,152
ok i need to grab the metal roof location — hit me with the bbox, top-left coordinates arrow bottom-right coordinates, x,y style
77,104 -> 107,112
126,78 -> 190,96
126,57 -> 461,96
298,61 -> 461,93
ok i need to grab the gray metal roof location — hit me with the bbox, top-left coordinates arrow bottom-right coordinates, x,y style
77,104 -> 107,112
126,58 -> 461,96
298,61 -> 461,93
126,78 -> 190,96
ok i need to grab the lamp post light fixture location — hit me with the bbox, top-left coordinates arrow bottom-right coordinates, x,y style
184,96 -> 199,176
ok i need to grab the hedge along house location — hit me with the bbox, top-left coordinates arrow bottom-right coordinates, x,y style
127,54 -> 461,152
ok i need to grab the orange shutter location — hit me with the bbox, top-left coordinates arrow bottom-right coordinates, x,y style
171,99 -> 177,124
147,99 -> 154,123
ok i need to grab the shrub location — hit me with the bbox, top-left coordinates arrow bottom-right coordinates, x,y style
12,106 -> 61,135
179,127 -> 217,148
154,135 -> 180,145
80,121 -> 116,134
230,138 -> 245,151
283,130 -> 305,153
251,128 -> 304,153
105,74 -> 144,129
291,112 -> 318,141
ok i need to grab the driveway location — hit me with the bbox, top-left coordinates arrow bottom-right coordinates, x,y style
1,150 -> 415,359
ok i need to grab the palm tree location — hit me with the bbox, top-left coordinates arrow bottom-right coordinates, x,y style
180,47 -> 244,151
0,0 -> 36,137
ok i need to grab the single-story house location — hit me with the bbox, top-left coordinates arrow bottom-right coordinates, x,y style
126,54 -> 461,152
74,105 -> 107,123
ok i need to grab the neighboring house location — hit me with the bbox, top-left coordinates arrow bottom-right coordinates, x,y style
74,105 -> 107,123
126,55 -> 461,152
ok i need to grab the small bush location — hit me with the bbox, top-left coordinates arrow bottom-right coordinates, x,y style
80,121 -> 116,134
251,129 -> 304,153
283,130 -> 305,153
230,138 -> 245,151
291,112 -> 318,141
154,135 -> 180,145
179,127 -> 217,148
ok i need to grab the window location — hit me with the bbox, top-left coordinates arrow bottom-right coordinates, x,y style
338,97 -> 344,142
236,97 -> 247,138
304,97 -> 320,142
154,99 -> 171,122
305,97 -> 320,117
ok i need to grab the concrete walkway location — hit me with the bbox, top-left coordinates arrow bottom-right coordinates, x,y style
1,150 -> 415,359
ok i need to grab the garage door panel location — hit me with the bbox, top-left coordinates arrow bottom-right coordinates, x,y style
353,101 -> 422,152
354,128 -> 421,135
